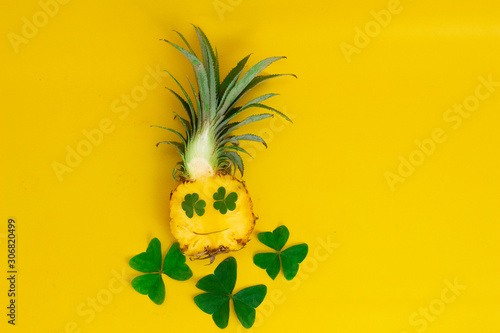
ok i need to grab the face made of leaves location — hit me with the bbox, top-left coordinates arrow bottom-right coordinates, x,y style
129,238 -> 193,305
253,225 -> 308,280
194,257 -> 267,329
181,187 -> 238,219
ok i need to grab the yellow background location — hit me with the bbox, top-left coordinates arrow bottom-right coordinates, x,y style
1,0 -> 500,332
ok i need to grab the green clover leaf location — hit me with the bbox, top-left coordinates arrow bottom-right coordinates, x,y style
253,225 -> 308,280
233,285 -> 267,328
131,274 -> 165,305
194,257 -> 267,329
252,253 -> 281,279
129,239 -> 193,305
213,187 -> 238,214
162,242 -> 193,281
129,237 -> 162,273
280,243 -> 309,280
182,193 -> 206,218
257,224 -> 289,251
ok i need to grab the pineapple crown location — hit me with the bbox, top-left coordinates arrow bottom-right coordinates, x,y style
155,26 -> 294,181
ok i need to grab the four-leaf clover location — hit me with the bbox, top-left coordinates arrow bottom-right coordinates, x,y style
213,187 -> 238,214
194,257 -> 267,329
253,225 -> 308,280
182,193 -> 206,218
129,238 -> 193,304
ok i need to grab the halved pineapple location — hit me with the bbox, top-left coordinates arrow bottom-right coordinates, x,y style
156,26 -> 293,261
170,174 -> 254,259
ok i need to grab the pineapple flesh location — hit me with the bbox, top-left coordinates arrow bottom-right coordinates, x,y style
170,174 -> 254,258
156,26 -> 292,261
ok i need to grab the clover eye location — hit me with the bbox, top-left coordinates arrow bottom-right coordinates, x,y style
213,186 -> 238,214
182,192 -> 206,218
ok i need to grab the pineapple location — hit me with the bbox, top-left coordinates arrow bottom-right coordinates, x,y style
156,26 -> 293,262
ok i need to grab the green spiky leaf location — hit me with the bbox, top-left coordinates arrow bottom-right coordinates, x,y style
159,27 -> 293,181
155,141 -> 185,156
165,71 -> 197,127
173,111 -> 192,139
172,30 -> 196,54
194,26 -> 217,118
218,57 -> 286,112
223,150 -> 245,176
161,39 -> 210,119
151,125 -> 186,145
220,113 -> 274,137
218,54 -> 251,101
245,103 -> 292,122
239,73 -> 296,100
219,145 -> 253,158
221,134 -> 267,148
